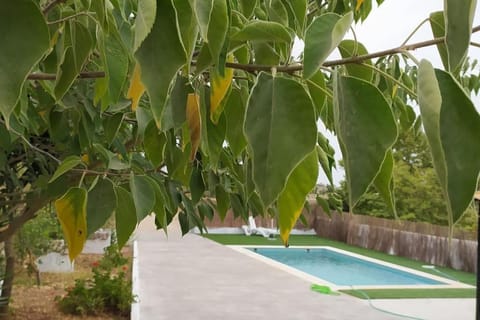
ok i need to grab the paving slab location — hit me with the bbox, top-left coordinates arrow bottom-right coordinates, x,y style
133,217 -> 398,320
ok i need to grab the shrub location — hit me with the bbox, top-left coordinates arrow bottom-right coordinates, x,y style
57,244 -> 135,317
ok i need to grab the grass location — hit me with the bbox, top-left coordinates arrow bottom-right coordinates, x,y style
204,234 -> 477,299
340,288 -> 476,299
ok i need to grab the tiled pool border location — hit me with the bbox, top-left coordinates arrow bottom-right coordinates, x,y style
228,245 -> 474,291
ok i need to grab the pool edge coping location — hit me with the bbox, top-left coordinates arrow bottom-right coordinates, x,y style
227,245 -> 474,291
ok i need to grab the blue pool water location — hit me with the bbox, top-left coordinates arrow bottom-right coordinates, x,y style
249,248 -> 444,286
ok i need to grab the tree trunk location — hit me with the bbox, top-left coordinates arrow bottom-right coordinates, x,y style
0,237 -> 15,318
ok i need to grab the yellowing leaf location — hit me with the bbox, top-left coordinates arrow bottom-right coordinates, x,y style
127,63 -> 146,111
55,187 -> 88,262
355,0 -> 364,11
81,154 -> 89,165
278,151 -> 318,245
210,55 -> 234,123
186,93 -> 201,161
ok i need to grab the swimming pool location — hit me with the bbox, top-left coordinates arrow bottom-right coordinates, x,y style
230,246 -> 471,289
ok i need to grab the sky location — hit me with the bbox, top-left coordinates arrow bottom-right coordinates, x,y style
308,0 -> 480,185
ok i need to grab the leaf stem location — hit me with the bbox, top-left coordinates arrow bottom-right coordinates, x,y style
47,12 -> 96,25
401,50 -> 420,66
78,171 -> 87,188
305,79 -> 334,100
400,18 -> 430,47
42,0 -> 66,15
0,119 -> 61,164
361,63 -> 417,98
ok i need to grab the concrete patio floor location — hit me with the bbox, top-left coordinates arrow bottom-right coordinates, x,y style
132,217 -> 474,320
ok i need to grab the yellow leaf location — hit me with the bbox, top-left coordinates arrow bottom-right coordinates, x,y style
355,0 -> 364,11
127,63 -> 146,111
186,93 -> 201,161
55,187 -> 88,262
81,153 -> 89,165
210,55 -> 234,123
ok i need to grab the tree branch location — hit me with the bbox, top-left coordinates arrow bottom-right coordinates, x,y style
231,25 -> 480,72
42,0 -> 66,15
27,71 -> 106,80
26,25 -> 480,80
0,197 -> 48,243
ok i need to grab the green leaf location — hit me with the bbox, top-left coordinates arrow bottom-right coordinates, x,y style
215,185 -> 229,221
419,60 -> 480,224
130,174 -> 156,223
198,202 -> 214,221
161,76 -> 191,130
429,11 -> 448,70
244,73 -> 317,206
372,149 -> 396,218
55,22 -> 94,100
145,176 -> 168,233
417,60 -> 447,196
87,178 -> 117,235
144,120 -> 167,167
172,0 -> 199,64
232,21 -> 293,43
338,40 -> 373,81
334,75 -> 397,209
444,0 -> 477,72
238,0 -> 257,18
267,0 -> 288,25
438,69 -> 480,223
91,0 -> 107,30
55,187 -> 88,261
304,12 -> 353,79
278,151 -> 318,245
164,135 -> 192,185
252,42 -> 281,65
230,193 -> 247,219
207,0 -> 229,64
49,156 -> 84,183
115,187 -> 137,248
190,165 -> 205,204
133,0 -> 157,52
306,71 -> 327,118
317,134 -> 336,186
103,113 -> 124,146
206,112 -> 226,167
178,210 -> 190,235
135,0 -> 186,128
224,88 -> 247,156
0,0 -> 49,122
99,29 -> 129,105
285,0 -> 307,35
190,0 -> 213,42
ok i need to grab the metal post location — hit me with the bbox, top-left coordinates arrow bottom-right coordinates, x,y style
475,194 -> 480,320
475,191 -> 480,320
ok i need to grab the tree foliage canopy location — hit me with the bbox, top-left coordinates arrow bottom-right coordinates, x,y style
1,0 -> 479,259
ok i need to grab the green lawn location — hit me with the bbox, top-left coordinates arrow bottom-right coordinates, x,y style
204,234 -> 477,299
340,288 -> 476,299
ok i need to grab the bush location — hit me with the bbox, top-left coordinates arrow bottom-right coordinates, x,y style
57,244 -> 135,317
15,207 -> 64,284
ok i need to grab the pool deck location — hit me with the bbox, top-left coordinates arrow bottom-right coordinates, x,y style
132,216 -> 475,320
